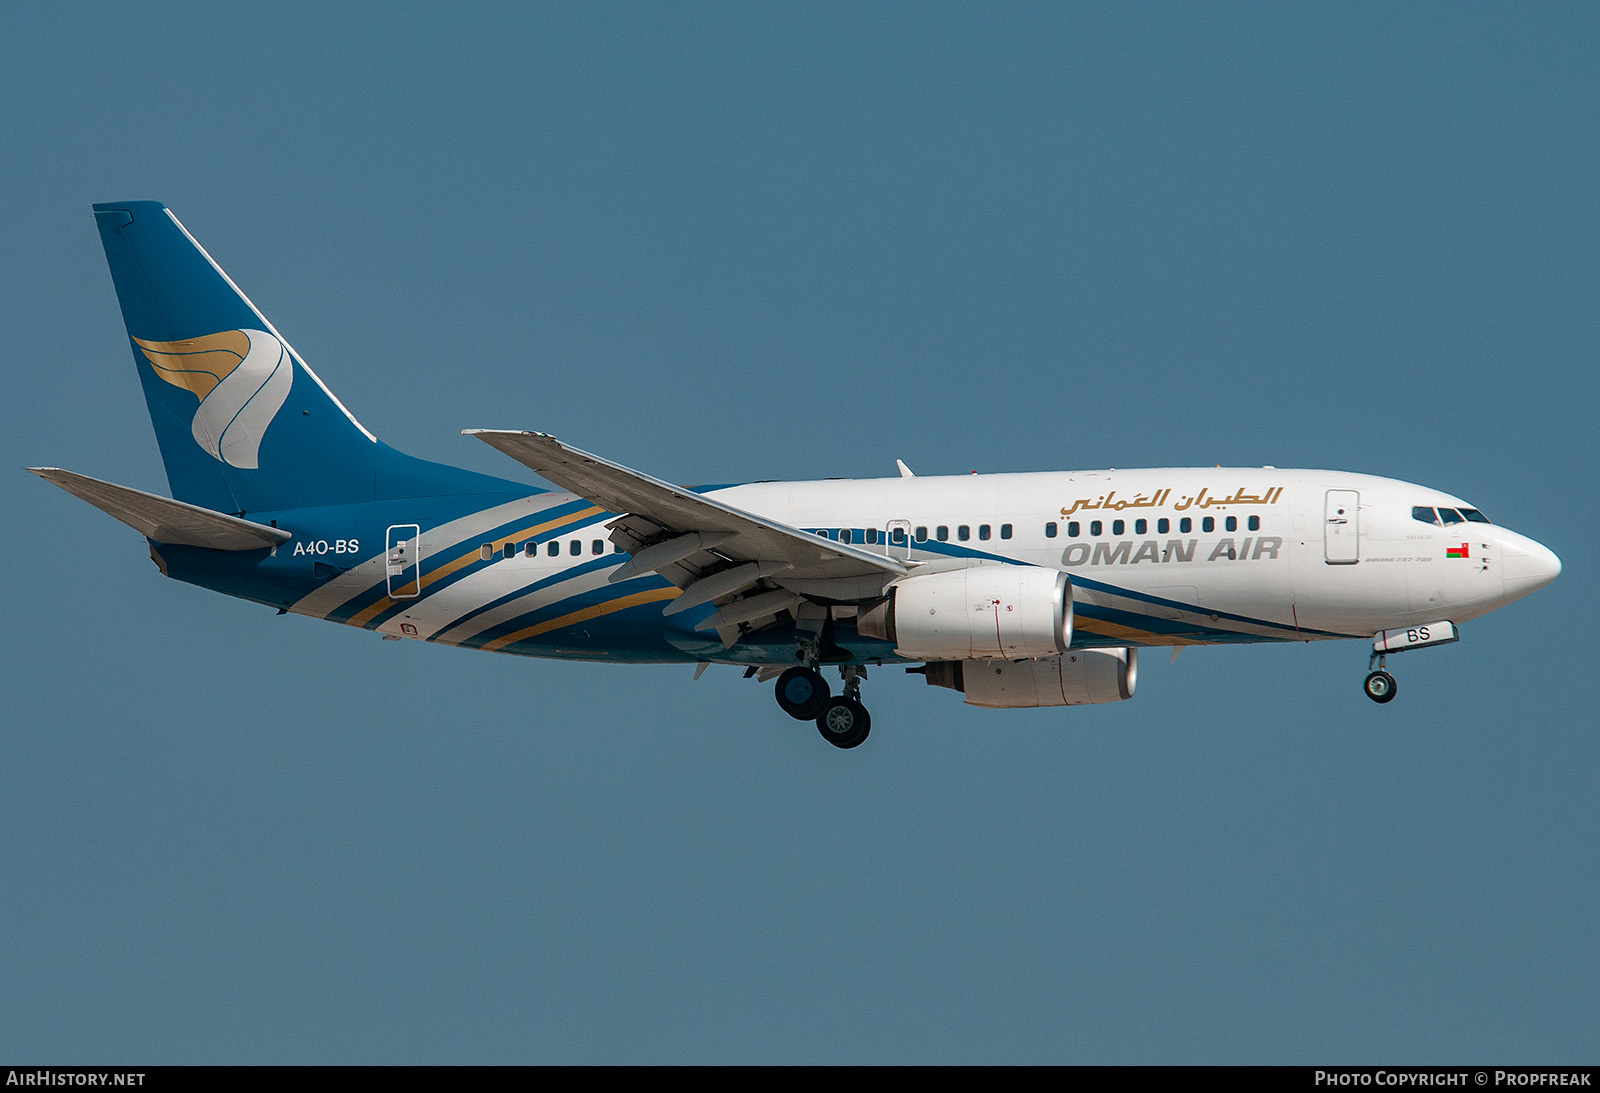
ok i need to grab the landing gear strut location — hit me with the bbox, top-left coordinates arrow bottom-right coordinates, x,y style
815,665 -> 871,749
1364,652 -> 1398,704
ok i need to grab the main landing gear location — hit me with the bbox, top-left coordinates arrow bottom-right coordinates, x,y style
1364,651 -> 1398,704
774,665 -> 829,720
774,664 -> 872,748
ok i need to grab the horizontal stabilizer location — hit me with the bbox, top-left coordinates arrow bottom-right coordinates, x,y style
28,468 -> 292,550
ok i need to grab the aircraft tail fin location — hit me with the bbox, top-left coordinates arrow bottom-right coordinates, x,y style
92,202 -> 518,515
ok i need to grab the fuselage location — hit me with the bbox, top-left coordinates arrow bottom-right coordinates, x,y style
59,200 -> 1564,741
154,466 -> 1560,667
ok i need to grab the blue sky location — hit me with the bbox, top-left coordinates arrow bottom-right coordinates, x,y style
2,3 -> 1595,1063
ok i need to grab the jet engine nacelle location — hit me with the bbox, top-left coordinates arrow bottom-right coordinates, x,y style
858,564 -> 1072,661
919,648 -> 1139,708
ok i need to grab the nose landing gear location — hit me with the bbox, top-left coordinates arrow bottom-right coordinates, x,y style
1364,669 -> 1398,703
1364,652 -> 1398,704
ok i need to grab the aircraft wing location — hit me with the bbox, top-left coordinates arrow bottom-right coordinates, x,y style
466,430 -> 906,635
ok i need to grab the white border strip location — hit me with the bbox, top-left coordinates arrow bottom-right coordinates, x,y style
163,207 -> 378,443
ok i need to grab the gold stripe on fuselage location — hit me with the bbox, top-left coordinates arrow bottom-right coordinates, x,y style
346,505 -> 604,629
1072,615 -> 1207,647
478,587 -> 680,653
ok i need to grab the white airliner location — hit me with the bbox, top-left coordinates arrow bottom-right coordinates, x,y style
31,202 -> 1562,748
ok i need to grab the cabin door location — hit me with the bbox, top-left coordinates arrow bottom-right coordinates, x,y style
386,524 -> 422,598
1323,491 -> 1359,565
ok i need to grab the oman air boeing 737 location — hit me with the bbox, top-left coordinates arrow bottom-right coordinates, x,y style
30,202 -> 1562,749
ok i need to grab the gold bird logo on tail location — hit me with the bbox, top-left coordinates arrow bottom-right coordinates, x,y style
134,328 -> 294,470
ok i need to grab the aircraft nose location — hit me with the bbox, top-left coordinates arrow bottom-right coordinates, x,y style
1500,532 -> 1561,603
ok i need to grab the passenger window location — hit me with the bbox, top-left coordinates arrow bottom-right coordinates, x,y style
1438,508 -> 1464,525
914,526 -> 927,542
1179,518 -> 1192,534
813,529 -> 827,538
840,528 -> 853,545
592,540 -> 604,555
1112,520 -> 1124,536
867,528 -> 879,545
1090,520 -> 1102,537
1412,506 -> 1440,526
524,542 -> 537,557
1000,524 -> 1013,540
547,541 -> 559,557
1158,518 -> 1170,534
978,524 -> 991,541
1225,516 -> 1237,532
1248,515 -> 1260,531
1460,508 -> 1490,524
1068,521 -> 1080,537
480,544 -> 493,561
936,526 -> 949,542
502,542 -> 515,560
891,527 -> 906,545
958,525 -> 971,541
1044,522 -> 1058,539
1202,517 -> 1215,533
1134,519 -> 1147,535
569,540 -> 581,555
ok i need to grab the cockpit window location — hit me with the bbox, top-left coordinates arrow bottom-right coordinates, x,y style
1416,503 -> 1491,526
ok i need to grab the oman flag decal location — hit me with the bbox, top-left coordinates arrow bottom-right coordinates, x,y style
1447,543 -> 1470,559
